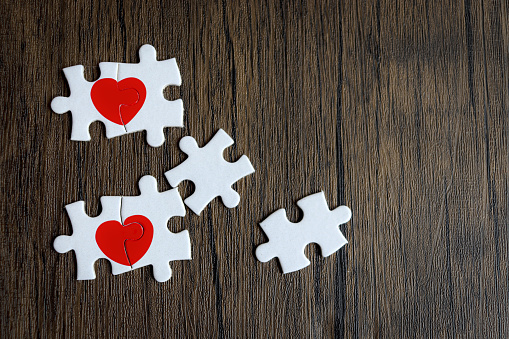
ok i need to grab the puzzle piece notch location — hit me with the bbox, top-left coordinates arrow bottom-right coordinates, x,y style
165,129 -> 255,215
53,196 -> 132,280
121,175 -> 190,282
118,44 -> 184,147
51,62 -> 127,140
255,192 -> 351,274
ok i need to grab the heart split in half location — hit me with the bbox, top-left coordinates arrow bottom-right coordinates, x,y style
91,77 -> 147,125
95,215 -> 153,266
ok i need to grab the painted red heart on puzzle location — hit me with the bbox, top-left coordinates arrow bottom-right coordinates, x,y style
91,77 -> 146,125
95,215 -> 153,266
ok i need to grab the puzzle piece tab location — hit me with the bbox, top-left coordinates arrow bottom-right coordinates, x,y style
165,129 -> 255,215
51,44 -> 183,147
255,192 -> 351,273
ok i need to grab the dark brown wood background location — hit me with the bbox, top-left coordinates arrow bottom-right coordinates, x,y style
1,0 -> 508,337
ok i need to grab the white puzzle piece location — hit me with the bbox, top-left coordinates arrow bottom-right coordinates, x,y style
117,45 -> 184,147
51,62 -> 127,140
53,196 -> 132,280
121,175 -> 191,282
53,176 -> 190,282
51,44 -> 183,146
165,129 -> 255,215
255,192 -> 351,273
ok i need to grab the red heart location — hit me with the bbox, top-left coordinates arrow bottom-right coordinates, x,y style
91,77 -> 146,125
95,215 -> 153,266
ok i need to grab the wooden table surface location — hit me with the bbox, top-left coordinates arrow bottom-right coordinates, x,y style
2,0 -> 508,337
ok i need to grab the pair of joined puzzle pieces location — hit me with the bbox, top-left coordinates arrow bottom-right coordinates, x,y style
54,129 -> 255,281
54,176 -> 189,282
51,44 -> 183,147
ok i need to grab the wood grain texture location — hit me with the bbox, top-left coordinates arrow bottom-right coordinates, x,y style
1,0 -> 508,337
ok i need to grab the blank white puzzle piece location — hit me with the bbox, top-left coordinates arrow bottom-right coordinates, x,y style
53,175 -> 190,282
255,192 -> 351,273
51,44 -> 183,147
165,129 -> 255,215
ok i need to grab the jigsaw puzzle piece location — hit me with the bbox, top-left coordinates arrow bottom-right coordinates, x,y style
51,62 -> 127,140
255,192 -> 351,273
165,129 -> 255,215
117,44 -> 183,147
53,196 -> 132,280
121,176 -> 190,282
